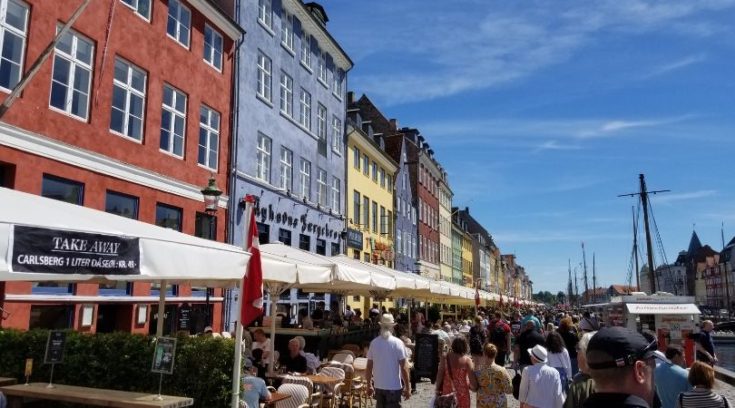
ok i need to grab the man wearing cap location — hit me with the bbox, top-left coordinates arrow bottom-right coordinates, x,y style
654,346 -> 691,408
519,344 -> 564,408
366,314 -> 411,408
240,358 -> 270,408
583,326 -> 660,408
516,320 -> 545,368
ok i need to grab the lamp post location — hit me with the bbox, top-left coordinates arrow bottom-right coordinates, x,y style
200,176 -> 222,326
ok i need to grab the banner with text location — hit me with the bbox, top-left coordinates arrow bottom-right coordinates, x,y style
11,226 -> 140,275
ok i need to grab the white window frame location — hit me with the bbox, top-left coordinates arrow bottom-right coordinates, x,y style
396,228 -> 402,255
280,11 -> 294,52
159,84 -> 187,158
316,103 -> 327,142
299,158 -> 311,200
333,67 -> 343,99
317,168 -> 327,207
298,88 -> 311,130
256,133 -> 272,183
109,58 -> 147,141
279,147 -> 292,191
121,0 -> 151,20
331,177 -> 340,214
198,105 -> 220,171
331,115 -> 342,154
203,24 -> 223,72
318,50 -> 328,85
379,168 -> 385,188
166,0 -> 191,48
0,0 -> 29,92
300,32 -> 311,70
258,0 -> 272,30
279,71 -> 292,116
257,51 -> 272,102
49,27 -> 94,121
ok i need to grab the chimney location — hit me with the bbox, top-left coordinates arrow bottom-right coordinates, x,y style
347,91 -> 355,105
389,119 -> 398,131
304,2 -> 329,27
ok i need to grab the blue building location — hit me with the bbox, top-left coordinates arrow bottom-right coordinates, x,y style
228,0 -> 352,326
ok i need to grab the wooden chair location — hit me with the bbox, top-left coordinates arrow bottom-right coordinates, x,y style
318,366 -> 345,408
276,383 -> 310,408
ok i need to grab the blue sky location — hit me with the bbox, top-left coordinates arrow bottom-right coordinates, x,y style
319,0 -> 735,293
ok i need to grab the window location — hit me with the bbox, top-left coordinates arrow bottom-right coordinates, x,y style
353,190 -> 360,226
300,33 -> 311,69
379,168 -> 385,188
198,105 -> 220,170
257,222 -> 270,244
49,28 -> 93,120
331,242 -> 340,256
256,133 -> 271,182
42,174 -> 83,205
316,239 -> 326,255
299,234 -> 310,251
316,168 -> 327,206
353,251 -> 360,261
387,210 -> 392,237
380,206 -> 386,234
105,191 -> 138,219
278,228 -> 291,245
387,174 -> 392,191
364,252 -> 370,263
279,147 -> 292,191
0,0 -> 29,91
258,0 -> 272,30
160,84 -> 187,157
397,197 -> 402,216
298,88 -> 311,129
203,24 -> 223,71
362,196 -> 369,229
155,203 -> 182,231
299,158 -> 311,200
317,103 -> 327,156
331,116 -> 342,153
353,147 -> 360,169
396,229 -> 402,255
195,212 -> 216,240
257,51 -> 272,101
371,162 -> 377,182
362,154 -> 369,176
281,11 -> 293,51
110,58 -> 146,140
279,71 -> 293,116
318,50 -> 327,84
333,68 -> 343,98
372,201 -> 378,232
331,177 -> 341,213
166,0 -> 191,47
121,0 -> 150,19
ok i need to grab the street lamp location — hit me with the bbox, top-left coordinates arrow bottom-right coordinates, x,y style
201,176 -> 223,213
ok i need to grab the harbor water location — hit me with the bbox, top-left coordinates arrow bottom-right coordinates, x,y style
716,341 -> 735,372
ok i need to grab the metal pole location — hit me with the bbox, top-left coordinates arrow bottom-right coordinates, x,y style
633,206 -> 640,291
639,174 -> 657,293
156,280 -> 167,338
232,198 -> 255,408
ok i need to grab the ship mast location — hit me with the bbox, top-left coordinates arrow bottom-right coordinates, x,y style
592,253 -> 597,302
582,242 -> 589,303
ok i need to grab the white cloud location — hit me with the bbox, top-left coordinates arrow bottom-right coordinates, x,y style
533,140 -> 583,152
655,190 -> 717,204
641,54 -> 708,79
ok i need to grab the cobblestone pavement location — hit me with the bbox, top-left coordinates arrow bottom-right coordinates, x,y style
400,371 -> 735,408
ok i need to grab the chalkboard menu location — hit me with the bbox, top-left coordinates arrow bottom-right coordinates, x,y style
178,304 -> 191,331
44,331 -> 66,364
151,337 -> 177,374
413,333 -> 439,383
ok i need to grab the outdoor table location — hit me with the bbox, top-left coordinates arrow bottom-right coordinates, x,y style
263,391 -> 291,406
302,374 -> 341,386
0,382 -> 194,408
0,377 -> 17,386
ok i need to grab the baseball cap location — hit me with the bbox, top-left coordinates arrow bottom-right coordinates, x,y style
586,326 -> 660,369
243,358 -> 254,369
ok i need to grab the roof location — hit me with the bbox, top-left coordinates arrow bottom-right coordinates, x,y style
610,284 -> 637,295
688,231 -> 702,256
190,0 -> 244,40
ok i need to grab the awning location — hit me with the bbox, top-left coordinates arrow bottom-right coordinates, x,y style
625,303 -> 701,315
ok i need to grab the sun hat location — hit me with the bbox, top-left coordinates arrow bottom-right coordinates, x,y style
204,326 -> 213,333
379,314 -> 396,327
528,344 -> 548,364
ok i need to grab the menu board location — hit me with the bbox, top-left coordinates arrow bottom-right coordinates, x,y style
178,304 -> 191,331
151,337 -> 177,374
44,331 -> 66,364
413,333 -> 439,383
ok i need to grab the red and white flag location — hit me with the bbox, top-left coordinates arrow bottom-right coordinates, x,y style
475,287 -> 481,307
241,197 -> 263,327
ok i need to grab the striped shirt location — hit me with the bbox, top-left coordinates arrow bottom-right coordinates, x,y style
677,388 -> 730,408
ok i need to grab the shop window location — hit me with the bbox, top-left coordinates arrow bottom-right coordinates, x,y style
278,228 -> 291,246
257,222 -> 270,244
299,234 -> 310,251
29,305 -> 74,329
0,162 -> 15,188
316,239 -> 326,255
42,174 -> 83,205
105,190 -> 138,219
156,203 -> 182,231
353,250 -> 360,260
195,212 -> 216,240
331,242 -> 340,256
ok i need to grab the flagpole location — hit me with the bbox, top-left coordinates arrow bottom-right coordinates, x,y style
231,197 -> 255,408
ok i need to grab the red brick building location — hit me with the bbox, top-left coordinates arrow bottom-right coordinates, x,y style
0,0 -> 242,334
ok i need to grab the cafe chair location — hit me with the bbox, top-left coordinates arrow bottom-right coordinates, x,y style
276,383 -> 310,408
282,375 -> 321,408
318,366 -> 345,408
331,352 -> 354,365
340,344 -> 361,356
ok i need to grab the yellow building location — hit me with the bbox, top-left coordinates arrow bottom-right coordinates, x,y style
462,231 -> 473,287
345,122 -> 398,314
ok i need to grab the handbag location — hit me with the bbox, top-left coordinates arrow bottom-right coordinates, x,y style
512,368 -> 522,400
434,355 -> 458,408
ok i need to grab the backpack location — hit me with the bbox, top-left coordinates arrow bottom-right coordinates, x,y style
490,320 -> 508,349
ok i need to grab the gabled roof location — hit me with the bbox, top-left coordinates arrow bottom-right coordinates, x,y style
610,284 -> 637,295
688,231 -> 702,256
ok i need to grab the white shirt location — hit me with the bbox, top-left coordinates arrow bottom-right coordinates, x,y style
546,349 -> 572,381
253,339 -> 272,357
519,363 -> 564,408
367,335 -> 407,391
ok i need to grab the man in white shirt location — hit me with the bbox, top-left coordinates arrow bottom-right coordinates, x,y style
366,314 -> 411,408
519,345 -> 564,408
252,329 -> 272,361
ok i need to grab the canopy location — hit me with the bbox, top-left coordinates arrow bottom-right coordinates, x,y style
0,187 -> 249,285
259,243 -> 333,285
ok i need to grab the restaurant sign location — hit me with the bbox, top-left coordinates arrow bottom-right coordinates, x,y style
11,226 -> 140,275
346,228 -> 363,249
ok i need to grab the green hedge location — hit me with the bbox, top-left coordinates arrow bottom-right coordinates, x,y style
0,330 -> 236,407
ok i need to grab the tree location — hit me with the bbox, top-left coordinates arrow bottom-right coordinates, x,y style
557,291 -> 566,305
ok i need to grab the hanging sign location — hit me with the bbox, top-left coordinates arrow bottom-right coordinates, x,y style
346,228 -> 363,249
11,226 -> 140,275
151,337 -> 177,374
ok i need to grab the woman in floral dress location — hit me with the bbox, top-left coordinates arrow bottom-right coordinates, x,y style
475,343 -> 513,408
436,337 -> 478,408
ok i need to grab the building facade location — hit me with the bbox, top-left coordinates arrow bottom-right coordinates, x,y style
438,171 -> 453,282
0,0 -> 241,334
451,224 -> 463,285
231,0 -> 352,322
